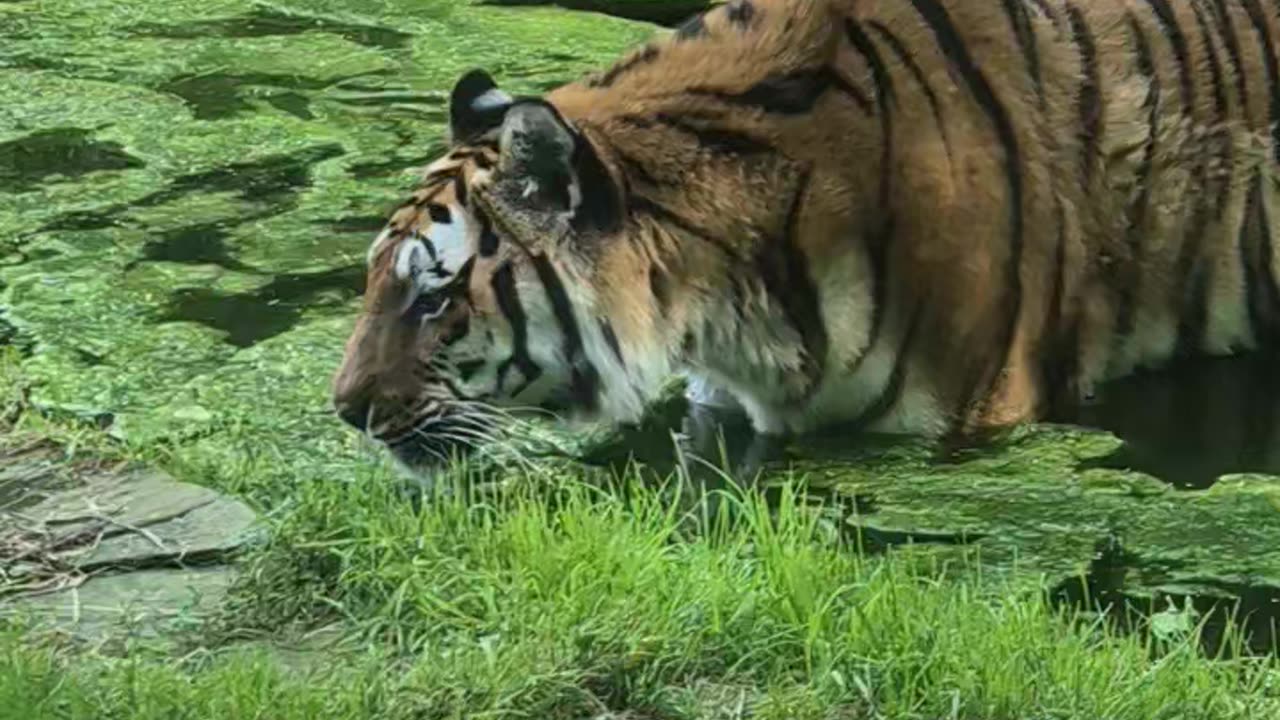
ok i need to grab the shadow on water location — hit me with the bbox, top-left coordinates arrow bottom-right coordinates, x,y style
156,265 -> 365,348
0,128 -> 144,194
475,0 -> 712,26
127,7 -> 413,51
40,144 -> 346,233
139,222 -> 257,271
156,73 -> 330,121
1050,536 -> 1280,658
1053,353 -> 1280,489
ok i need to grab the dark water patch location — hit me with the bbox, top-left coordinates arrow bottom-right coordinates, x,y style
1051,536 -> 1280,657
321,215 -> 388,235
156,73 -> 331,120
1054,353 -> 1280,489
72,347 -> 106,367
329,91 -> 444,108
345,135 -> 443,180
155,144 -> 346,206
347,152 -> 438,180
138,222 -> 255,271
477,0 -> 712,26
0,128 -> 144,194
0,54 -> 94,75
128,7 -> 413,51
39,209 -> 125,233
606,352 -> 1280,491
156,265 -> 365,347
40,144 -> 346,235
263,92 -> 315,120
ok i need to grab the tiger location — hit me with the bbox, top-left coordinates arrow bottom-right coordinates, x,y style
331,0 -> 1280,475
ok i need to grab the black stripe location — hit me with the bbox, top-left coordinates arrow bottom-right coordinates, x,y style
848,217 -> 895,378
427,203 -> 451,224
687,66 -> 871,115
866,21 -> 951,161
452,174 -> 468,208
598,318 -> 626,367
1208,0 -> 1250,112
1041,199 -> 1077,414
475,208 -> 500,257
1143,0 -> 1196,115
1001,0 -> 1044,101
588,44 -> 659,88
1175,262 -> 1210,357
569,130 -> 624,235
1173,206 -> 1211,357
1241,174 -> 1280,344
844,20 -> 895,210
756,169 -> 828,389
491,262 -> 541,396
1190,0 -> 1232,219
1240,0 -> 1280,163
1114,14 -> 1160,341
619,114 -> 775,157
649,264 -> 670,310
852,305 -> 922,429
630,195 -> 740,260
1191,1 -> 1229,119
725,0 -> 755,27
907,0 -> 1025,417
530,254 -> 601,411
1025,0 -> 1063,28
1065,3 -> 1101,182
425,166 -> 460,185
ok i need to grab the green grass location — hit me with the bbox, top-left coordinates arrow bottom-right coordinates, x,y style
6,444 -> 1280,719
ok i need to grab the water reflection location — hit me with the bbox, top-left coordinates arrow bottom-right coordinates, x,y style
607,353 -> 1280,491
1058,353 -> 1280,489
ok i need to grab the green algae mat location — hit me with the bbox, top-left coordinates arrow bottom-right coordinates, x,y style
3,0 -> 1280,652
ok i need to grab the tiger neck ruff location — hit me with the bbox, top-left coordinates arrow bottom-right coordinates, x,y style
332,0 -> 1280,475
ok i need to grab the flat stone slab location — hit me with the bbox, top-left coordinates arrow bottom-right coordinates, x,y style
1,433 -> 260,639
5,567 -> 236,641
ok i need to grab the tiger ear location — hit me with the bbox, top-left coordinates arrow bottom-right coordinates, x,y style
449,68 -> 512,142
495,100 -> 581,215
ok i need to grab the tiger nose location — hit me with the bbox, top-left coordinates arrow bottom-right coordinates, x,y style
332,375 -> 375,431
334,392 -> 373,431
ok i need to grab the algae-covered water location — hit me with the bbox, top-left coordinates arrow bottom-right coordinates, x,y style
4,0 -> 1280,653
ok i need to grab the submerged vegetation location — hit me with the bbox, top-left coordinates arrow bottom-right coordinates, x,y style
4,0 -> 1280,716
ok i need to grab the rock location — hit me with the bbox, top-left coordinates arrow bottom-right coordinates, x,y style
6,567 -> 236,642
0,433 -> 260,640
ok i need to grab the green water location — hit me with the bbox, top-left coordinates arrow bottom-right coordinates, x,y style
4,0 -> 1280,654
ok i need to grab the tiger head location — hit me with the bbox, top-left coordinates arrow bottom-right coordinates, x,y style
331,69 -> 664,473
